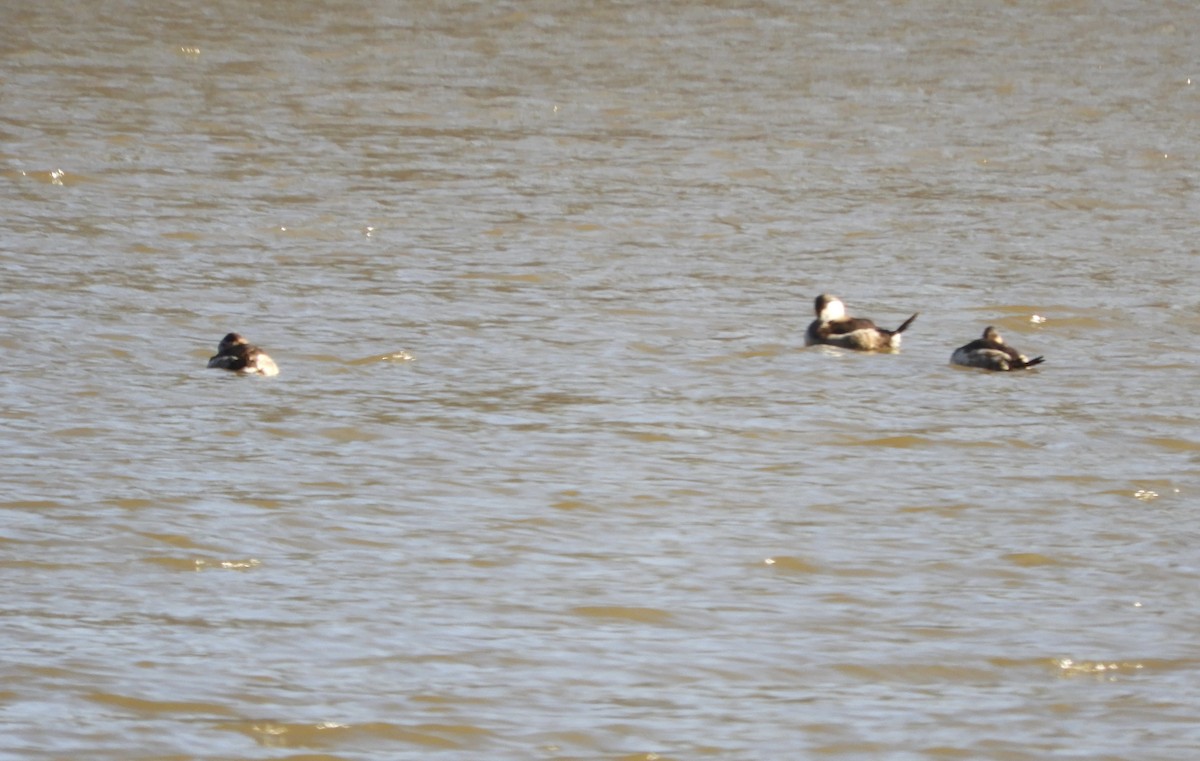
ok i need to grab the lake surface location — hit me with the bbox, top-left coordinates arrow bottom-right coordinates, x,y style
3,1 -> 1200,759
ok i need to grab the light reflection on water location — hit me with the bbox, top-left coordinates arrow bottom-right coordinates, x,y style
4,0 -> 1200,758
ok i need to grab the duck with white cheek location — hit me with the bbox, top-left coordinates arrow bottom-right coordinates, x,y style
804,294 -> 918,352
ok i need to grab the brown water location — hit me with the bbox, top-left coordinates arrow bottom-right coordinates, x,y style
3,1 -> 1200,759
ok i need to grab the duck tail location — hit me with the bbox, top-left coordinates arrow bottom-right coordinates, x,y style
1023,356 -> 1046,368
894,313 -> 919,335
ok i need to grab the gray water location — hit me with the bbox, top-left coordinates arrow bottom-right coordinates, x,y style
3,1 -> 1200,759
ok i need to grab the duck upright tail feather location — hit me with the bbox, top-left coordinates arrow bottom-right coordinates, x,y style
894,313 -> 919,334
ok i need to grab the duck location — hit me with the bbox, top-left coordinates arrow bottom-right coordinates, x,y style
951,326 -> 1044,371
804,294 -> 918,352
207,333 -> 279,376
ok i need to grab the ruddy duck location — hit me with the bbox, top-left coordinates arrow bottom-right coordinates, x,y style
951,326 -> 1044,371
804,294 -> 918,352
207,333 -> 279,376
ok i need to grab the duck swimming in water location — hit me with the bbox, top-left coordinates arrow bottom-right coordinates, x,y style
804,294 -> 918,352
951,326 -> 1044,371
207,333 -> 279,376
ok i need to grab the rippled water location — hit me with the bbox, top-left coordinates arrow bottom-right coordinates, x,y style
4,1 -> 1200,759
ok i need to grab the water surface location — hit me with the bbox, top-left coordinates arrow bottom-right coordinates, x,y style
3,1 -> 1200,759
